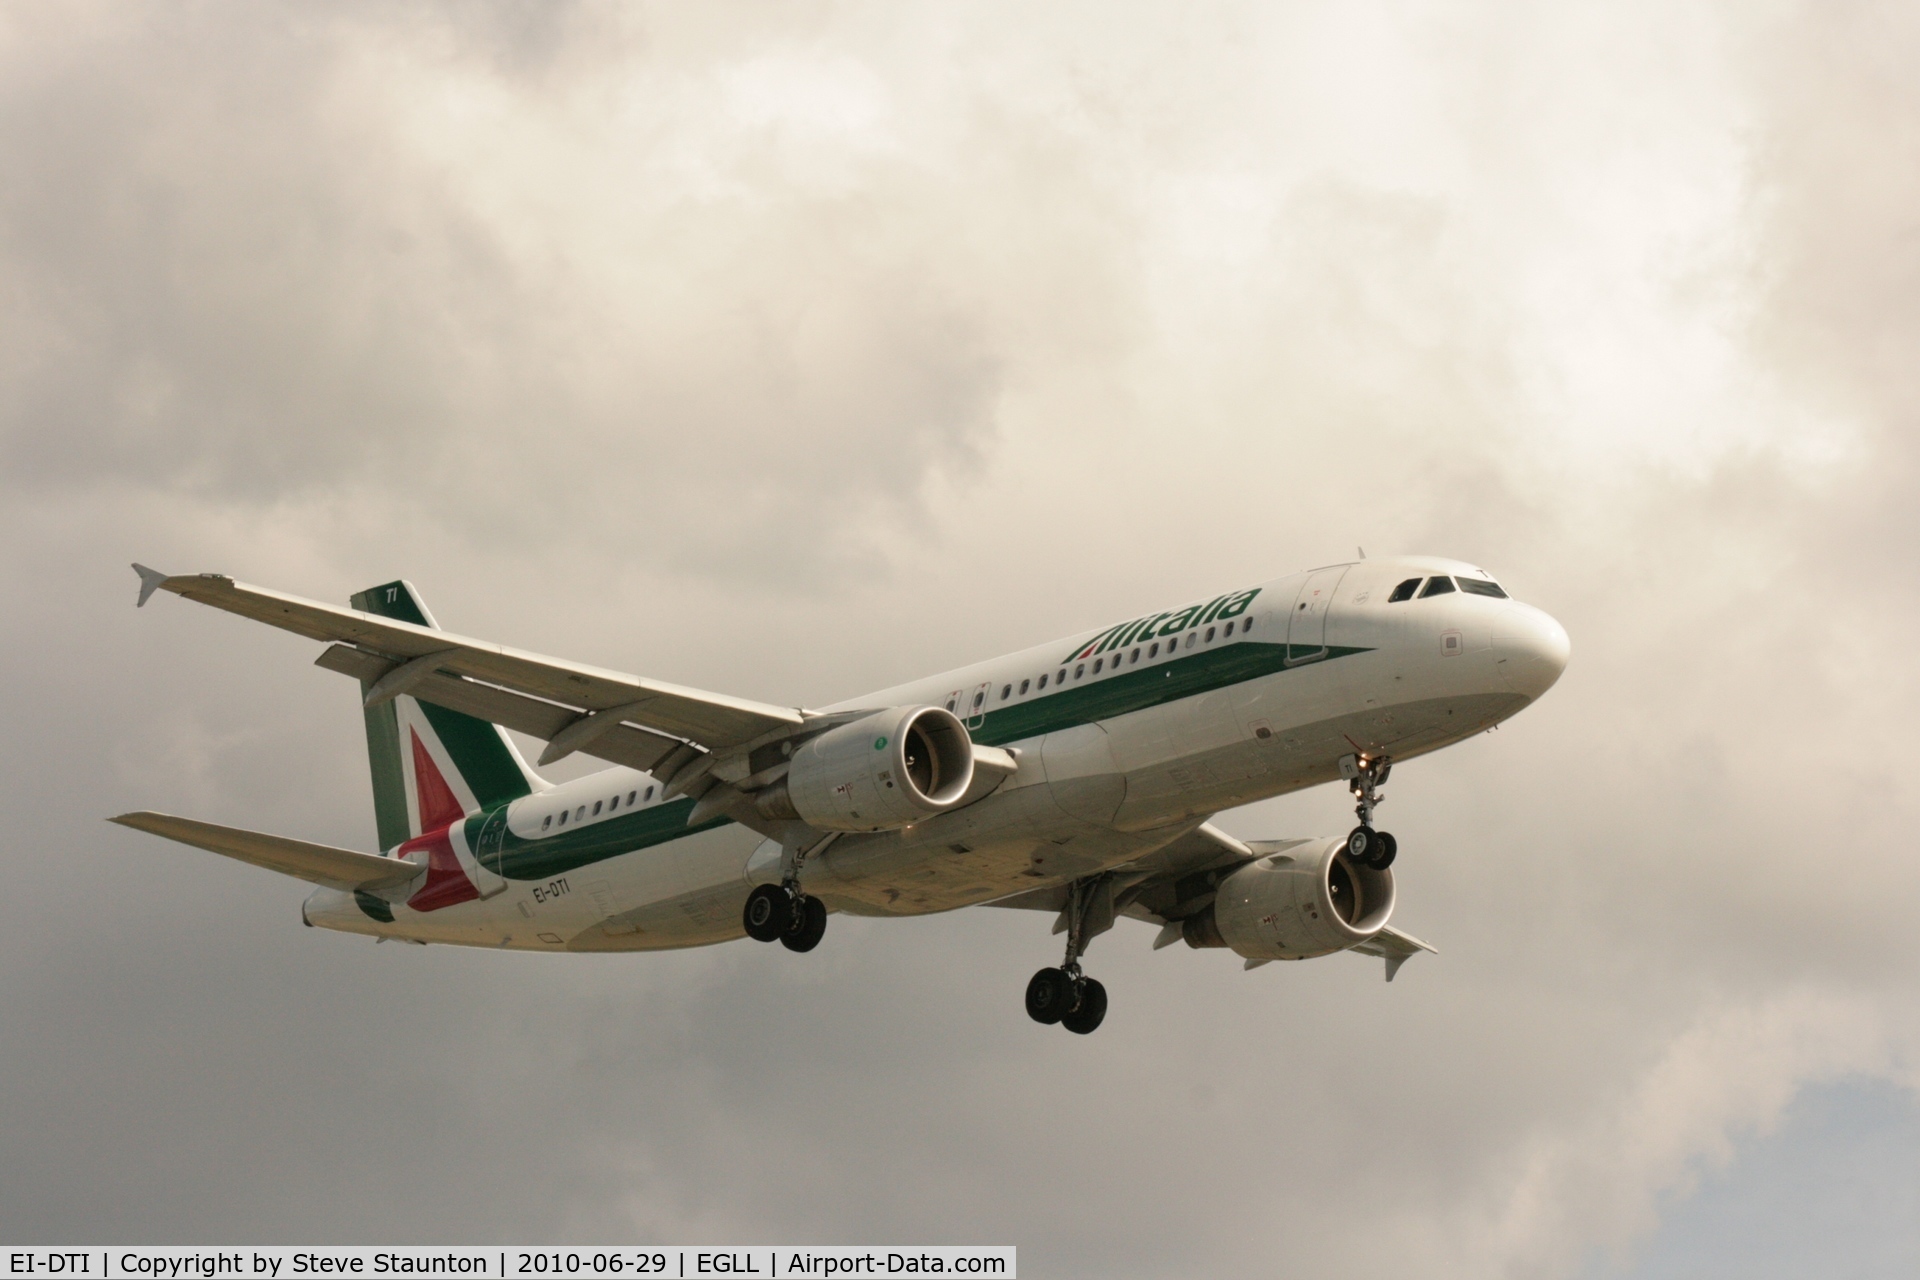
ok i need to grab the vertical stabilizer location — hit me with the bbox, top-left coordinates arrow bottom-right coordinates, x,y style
351,580 -> 541,850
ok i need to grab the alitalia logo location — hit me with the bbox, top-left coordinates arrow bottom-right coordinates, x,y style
1062,588 -> 1263,662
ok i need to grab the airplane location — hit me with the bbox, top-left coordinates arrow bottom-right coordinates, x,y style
113,555 -> 1568,1034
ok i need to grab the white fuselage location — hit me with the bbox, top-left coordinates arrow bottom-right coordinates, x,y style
302,556 -> 1568,950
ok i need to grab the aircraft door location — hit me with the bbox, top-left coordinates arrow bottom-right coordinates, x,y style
967,680 -> 993,731
474,806 -> 509,875
1285,565 -> 1350,665
467,805 -> 510,898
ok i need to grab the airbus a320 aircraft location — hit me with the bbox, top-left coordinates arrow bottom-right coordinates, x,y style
115,556 -> 1567,1034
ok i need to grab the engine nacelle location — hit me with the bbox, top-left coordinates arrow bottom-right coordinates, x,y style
1181,838 -> 1395,960
753,706 -> 975,832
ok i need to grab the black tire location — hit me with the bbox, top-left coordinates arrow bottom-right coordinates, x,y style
1368,831 -> 1398,870
743,884 -> 794,942
781,895 -> 828,952
1025,968 -> 1075,1024
1062,978 -> 1108,1035
1346,826 -> 1374,861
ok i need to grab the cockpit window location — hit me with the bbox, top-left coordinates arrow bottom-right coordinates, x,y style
1419,576 -> 1457,598
1387,578 -> 1421,603
1457,578 -> 1508,598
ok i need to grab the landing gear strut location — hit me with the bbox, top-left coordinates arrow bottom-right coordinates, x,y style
1342,752 -> 1397,870
742,835 -> 833,951
1025,878 -> 1110,1034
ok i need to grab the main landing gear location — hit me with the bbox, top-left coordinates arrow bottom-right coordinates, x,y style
743,836 -> 832,952
1342,752 -> 1397,871
743,883 -> 827,951
1026,879 -> 1109,1035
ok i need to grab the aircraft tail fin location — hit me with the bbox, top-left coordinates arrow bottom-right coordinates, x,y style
350,580 -> 542,850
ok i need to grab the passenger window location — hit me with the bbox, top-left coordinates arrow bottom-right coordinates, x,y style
972,690 -> 985,708
542,815 -> 552,831
1149,642 -> 1159,657
1020,678 -> 1031,694
1038,674 -> 1048,689
1457,578 -> 1508,598
1388,578 -> 1422,602
1130,648 -> 1140,663
1420,576 -> 1457,598
558,811 -> 568,827
1057,669 -> 1067,683
1243,617 -> 1255,631
1185,633 -> 1196,649
644,786 -> 654,801
946,699 -> 956,712
1092,658 -> 1103,673
1204,626 -> 1215,642
1221,620 -> 1233,636
1001,684 -> 1011,700
593,800 -> 603,816
1074,664 -> 1085,679
608,796 -> 618,812
627,790 -> 637,805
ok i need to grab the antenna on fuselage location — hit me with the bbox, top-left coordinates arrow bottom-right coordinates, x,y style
1357,546 -> 1367,560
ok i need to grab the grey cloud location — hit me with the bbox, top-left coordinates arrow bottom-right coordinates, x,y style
3,3 -> 1919,1277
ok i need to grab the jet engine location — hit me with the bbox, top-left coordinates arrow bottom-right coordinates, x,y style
1180,838 -> 1395,960
752,706 -> 975,832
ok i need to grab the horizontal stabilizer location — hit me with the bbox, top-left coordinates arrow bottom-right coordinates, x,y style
109,811 -> 422,892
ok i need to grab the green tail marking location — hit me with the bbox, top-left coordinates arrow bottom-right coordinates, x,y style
352,579 -> 533,850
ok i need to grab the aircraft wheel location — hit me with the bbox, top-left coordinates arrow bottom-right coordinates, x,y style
1061,978 -> 1108,1035
1025,967 -> 1075,1025
781,895 -> 828,952
1346,826 -> 1374,861
1367,831 -> 1398,870
743,884 -> 794,942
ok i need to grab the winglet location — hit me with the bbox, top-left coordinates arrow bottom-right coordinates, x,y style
132,563 -> 170,608
1354,925 -> 1438,982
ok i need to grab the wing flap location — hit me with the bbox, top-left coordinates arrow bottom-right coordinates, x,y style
141,569 -> 804,750
110,811 -> 423,892
314,644 -> 686,774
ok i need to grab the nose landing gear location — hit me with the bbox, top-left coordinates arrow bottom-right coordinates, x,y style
1025,877 -> 1110,1034
1342,753 -> 1397,870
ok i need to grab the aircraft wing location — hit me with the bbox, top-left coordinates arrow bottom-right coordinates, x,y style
133,567 -> 805,759
110,811 -> 423,892
984,823 -> 1435,980
982,822 -> 1260,919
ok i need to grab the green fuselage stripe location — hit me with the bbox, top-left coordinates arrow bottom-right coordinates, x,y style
969,641 -> 1367,746
471,797 -> 732,882
453,639 -> 1370,884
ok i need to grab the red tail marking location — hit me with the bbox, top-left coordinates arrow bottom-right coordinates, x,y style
411,730 -> 466,833
402,827 -> 481,912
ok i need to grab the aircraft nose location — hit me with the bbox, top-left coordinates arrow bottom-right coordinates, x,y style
1492,604 -> 1570,699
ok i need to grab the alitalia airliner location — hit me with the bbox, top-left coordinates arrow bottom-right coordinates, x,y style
115,556 -> 1567,1034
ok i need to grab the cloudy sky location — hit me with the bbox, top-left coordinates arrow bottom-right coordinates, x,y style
2,2 -> 1916,1275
